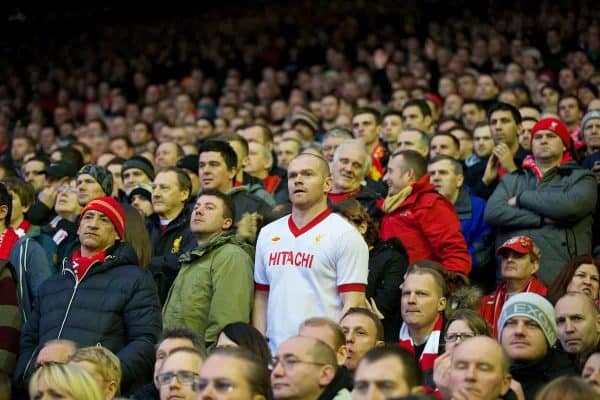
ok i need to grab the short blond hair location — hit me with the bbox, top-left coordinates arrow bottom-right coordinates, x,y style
29,363 -> 104,400
70,346 -> 122,389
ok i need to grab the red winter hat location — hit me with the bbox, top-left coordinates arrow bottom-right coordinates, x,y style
80,196 -> 126,239
530,117 -> 571,150
496,235 -> 540,260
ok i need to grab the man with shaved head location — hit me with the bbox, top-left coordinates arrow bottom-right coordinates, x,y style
555,292 -> 600,365
271,336 -> 350,400
254,154 -> 369,352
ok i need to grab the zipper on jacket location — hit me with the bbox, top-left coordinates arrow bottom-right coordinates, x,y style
56,257 -> 105,339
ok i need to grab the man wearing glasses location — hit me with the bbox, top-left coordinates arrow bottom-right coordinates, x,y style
156,347 -> 204,400
271,336 -> 351,400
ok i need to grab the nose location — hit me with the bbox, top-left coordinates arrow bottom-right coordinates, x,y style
565,318 -> 576,333
408,292 -> 417,303
271,360 -> 285,377
465,364 -> 477,381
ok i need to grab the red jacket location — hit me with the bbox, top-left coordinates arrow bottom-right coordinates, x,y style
378,175 -> 471,275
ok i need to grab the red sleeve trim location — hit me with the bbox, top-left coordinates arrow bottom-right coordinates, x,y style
337,283 -> 367,293
255,283 -> 270,291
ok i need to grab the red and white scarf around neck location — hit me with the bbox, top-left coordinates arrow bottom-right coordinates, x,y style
398,313 -> 443,372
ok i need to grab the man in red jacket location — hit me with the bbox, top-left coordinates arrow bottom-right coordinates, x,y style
379,150 -> 471,276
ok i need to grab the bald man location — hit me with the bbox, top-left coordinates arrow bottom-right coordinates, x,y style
448,336 -> 512,400
254,154 -> 369,351
555,292 -> 600,364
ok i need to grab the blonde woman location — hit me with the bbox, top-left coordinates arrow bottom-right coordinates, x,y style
69,346 -> 121,400
29,363 -> 104,400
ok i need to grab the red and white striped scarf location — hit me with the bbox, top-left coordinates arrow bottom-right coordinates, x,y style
398,313 -> 443,372
479,276 -> 547,338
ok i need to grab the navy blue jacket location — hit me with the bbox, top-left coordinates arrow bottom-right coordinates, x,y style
15,242 -> 162,392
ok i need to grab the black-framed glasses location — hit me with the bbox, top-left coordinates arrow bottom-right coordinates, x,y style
269,356 -> 327,371
155,370 -> 199,386
193,378 -> 235,393
444,332 -> 475,343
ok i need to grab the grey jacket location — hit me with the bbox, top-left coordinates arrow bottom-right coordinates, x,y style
484,162 -> 597,285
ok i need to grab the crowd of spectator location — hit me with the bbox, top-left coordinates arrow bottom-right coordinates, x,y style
1,1 -> 600,399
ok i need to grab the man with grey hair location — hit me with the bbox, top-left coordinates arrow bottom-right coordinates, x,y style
327,140 -> 381,218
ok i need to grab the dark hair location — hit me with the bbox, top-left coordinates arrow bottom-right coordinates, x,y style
559,95 -> 584,112
217,322 -> 271,367
403,99 -> 432,118
160,327 -> 205,356
134,120 -> 152,133
207,347 -> 272,400
431,133 -> 460,152
121,203 -> 152,269
198,140 -> 238,171
55,146 -> 84,170
392,150 -> 427,180
0,182 -> 12,226
330,198 -> 378,246
445,308 -> 491,337
106,157 -> 125,168
382,110 -> 404,120
358,345 -> 423,389
216,133 -> 249,158
487,102 -> 522,125
2,176 -> 35,210
342,307 -> 384,342
547,255 -> 600,304
196,189 -> 236,223
156,167 -> 192,201
157,141 -> 185,158
353,107 -> 382,124
24,155 -> 50,169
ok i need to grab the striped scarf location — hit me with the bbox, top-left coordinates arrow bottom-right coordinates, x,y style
479,277 -> 547,338
398,313 -> 443,373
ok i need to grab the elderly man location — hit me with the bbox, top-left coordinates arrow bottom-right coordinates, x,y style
327,140 -> 381,218
485,117 -> 597,285
498,293 -> 577,399
480,235 -> 547,338
555,292 -> 600,366
15,196 -> 162,392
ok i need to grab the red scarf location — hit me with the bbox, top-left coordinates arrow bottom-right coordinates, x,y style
0,228 -> 19,260
263,175 -> 282,194
15,220 -> 31,237
70,248 -> 106,281
398,313 -> 443,373
479,277 -> 547,338
328,189 -> 360,204
522,153 -> 573,182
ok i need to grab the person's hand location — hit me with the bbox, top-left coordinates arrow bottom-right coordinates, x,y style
482,154 -> 499,186
493,143 -> 517,172
433,351 -> 452,398
510,379 -> 525,400
451,388 -> 479,400
364,298 -> 385,319
507,197 -> 517,207
373,49 -> 388,69
38,186 -> 58,210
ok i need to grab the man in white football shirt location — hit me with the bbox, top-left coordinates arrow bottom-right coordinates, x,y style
253,153 -> 369,352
